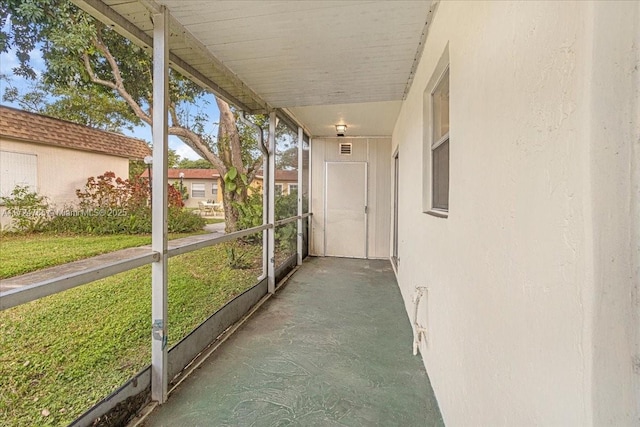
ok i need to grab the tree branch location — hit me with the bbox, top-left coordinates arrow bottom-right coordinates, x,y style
87,32 -> 152,126
82,53 -> 116,90
168,126 -> 226,172
85,28 -> 237,184
216,97 -> 244,173
169,102 -> 179,127
248,155 -> 263,178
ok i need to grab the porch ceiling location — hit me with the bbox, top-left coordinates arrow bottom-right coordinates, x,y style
73,0 -> 434,136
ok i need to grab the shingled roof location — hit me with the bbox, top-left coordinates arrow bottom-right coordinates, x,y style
0,105 -> 150,160
141,168 -> 298,182
140,168 -> 220,179
255,169 -> 298,182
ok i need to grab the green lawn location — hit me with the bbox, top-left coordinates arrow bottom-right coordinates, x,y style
0,232 -> 210,279
0,234 -> 262,426
0,234 -> 156,279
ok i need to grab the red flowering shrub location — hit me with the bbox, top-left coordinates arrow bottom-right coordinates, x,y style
168,184 -> 184,208
46,171 -> 201,234
76,171 -> 183,209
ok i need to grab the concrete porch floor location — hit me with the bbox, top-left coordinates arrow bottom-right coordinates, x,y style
142,257 -> 443,426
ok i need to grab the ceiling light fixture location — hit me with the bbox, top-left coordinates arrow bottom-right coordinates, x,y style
335,124 -> 347,137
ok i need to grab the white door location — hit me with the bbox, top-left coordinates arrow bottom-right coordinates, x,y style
325,162 -> 367,258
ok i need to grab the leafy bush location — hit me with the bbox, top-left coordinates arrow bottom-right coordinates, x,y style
234,191 -> 299,253
47,205 -> 152,234
168,207 -> 206,233
76,171 -> 153,209
276,222 -> 297,254
275,191 -> 298,220
0,185 -> 50,232
234,192 -> 263,231
274,191 -> 298,254
225,242 -> 252,269
48,172 -> 204,234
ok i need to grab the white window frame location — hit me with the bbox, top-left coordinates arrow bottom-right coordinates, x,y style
422,45 -> 450,218
191,182 -> 205,198
431,67 -> 449,213
288,183 -> 298,194
211,182 -> 218,200
274,183 -> 283,196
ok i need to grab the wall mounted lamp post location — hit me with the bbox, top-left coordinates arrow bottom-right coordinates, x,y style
144,155 -> 153,204
178,172 -> 184,192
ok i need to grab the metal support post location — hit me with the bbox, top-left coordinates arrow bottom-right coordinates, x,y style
236,112 -> 269,281
297,127 -> 303,265
308,137 -> 313,254
262,147 -> 269,281
267,112 -> 277,293
151,6 -> 169,404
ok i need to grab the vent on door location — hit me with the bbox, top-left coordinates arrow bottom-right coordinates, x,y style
339,142 -> 352,155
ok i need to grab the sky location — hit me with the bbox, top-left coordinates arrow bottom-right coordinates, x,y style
0,28 -> 208,161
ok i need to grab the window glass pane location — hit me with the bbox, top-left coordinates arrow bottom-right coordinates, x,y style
192,183 -> 205,198
432,139 -> 449,210
211,182 -> 218,201
274,118 -> 298,269
274,119 -> 297,220
433,70 -> 449,142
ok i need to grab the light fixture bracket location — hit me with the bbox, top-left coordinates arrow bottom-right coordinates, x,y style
335,124 -> 347,137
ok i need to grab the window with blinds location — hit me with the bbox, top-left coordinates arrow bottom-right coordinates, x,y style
191,183 -> 205,198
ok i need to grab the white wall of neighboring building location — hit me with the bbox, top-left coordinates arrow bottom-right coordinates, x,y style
0,138 -> 130,228
392,1 -> 639,425
176,178 -> 221,209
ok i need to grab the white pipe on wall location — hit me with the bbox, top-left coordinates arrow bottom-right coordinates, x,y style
412,286 -> 428,356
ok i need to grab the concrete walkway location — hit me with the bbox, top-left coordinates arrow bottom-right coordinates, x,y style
203,221 -> 225,234
143,257 -> 443,426
0,222 -> 227,294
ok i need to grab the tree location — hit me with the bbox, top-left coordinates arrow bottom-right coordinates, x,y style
276,146 -> 298,170
167,149 -> 181,169
177,158 -> 214,169
1,0 -> 265,231
1,75 -> 141,132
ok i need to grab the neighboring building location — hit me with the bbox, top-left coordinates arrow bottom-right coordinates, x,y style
140,168 -> 223,209
141,168 -> 299,210
0,106 -> 150,228
254,169 -> 298,196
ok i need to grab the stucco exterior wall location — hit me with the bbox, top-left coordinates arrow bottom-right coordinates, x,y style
586,3 -> 640,425
0,138 -> 129,230
181,176 -> 296,212
178,178 -> 222,209
392,1 -> 639,425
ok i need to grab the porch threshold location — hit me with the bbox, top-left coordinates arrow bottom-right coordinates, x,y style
140,257 -> 443,426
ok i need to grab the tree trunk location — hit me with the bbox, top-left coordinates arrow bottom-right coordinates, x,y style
80,32 -> 258,233
222,183 -> 239,233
